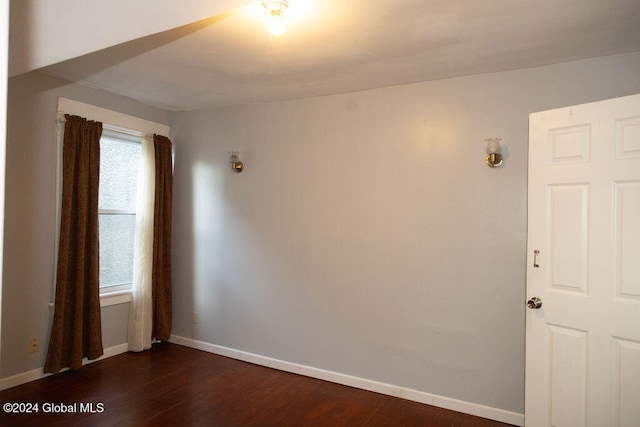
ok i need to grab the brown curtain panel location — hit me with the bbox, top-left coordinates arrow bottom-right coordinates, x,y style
44,115 -> 103,374
152,134 -> 173,341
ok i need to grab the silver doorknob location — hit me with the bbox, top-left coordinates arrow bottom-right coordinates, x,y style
527,297 -> 542,309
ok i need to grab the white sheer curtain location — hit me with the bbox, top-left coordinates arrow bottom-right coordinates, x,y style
128,134 -> 156,352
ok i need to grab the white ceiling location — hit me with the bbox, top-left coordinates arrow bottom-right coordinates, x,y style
42,0 -> 640,111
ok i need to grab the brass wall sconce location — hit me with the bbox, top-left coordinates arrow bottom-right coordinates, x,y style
485,137 -> 504,168
229,151 -> 244,173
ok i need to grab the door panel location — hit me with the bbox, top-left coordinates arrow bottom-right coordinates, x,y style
547,324 -> 587,427
612,338 -> 640,426
548,184 -> 588,293
548,125 -> 591,164
613,182 -> 640,299
526,94 -> 640,427
615,117 -> 640,159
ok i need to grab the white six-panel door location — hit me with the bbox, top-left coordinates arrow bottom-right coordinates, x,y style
526,94 -> 640,427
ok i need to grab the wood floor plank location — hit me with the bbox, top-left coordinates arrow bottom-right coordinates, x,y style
0,342 -> 515,426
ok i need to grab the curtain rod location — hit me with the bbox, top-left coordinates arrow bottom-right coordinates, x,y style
56,113 -> 157,140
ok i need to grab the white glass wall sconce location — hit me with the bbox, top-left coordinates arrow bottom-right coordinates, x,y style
485,137 -> 504,168
229,151 -> 244,173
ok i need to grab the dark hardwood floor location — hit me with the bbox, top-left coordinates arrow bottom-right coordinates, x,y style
0,343 -> 515,426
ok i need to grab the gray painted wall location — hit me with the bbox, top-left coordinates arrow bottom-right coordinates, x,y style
170,53 -> 640,413
1,71 -> 171,378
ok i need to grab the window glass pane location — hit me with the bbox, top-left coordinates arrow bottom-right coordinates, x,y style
99,136 -> 141,211
99,214 -> 135,288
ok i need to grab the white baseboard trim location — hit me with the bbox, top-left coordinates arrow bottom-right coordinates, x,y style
169,335 -> 524,426
0,342 -> 129,391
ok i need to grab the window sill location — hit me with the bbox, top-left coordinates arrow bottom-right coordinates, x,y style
100,291 -> 133,307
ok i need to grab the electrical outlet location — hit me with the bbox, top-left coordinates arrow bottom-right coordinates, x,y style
29,338 -> 39,353
192,312 -> 198,324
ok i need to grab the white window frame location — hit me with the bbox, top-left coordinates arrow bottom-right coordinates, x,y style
55,98 -> 170,307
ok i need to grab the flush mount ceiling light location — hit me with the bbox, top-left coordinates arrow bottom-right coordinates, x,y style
263,0 -> 289,36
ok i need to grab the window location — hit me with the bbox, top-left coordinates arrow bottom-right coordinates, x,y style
56,97 -> 170,301
98,129 -> 142,294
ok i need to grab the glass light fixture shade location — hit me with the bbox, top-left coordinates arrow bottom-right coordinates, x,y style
263,0 -> 289,36
485,137 -> 502,155
268,12 -> 286,36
